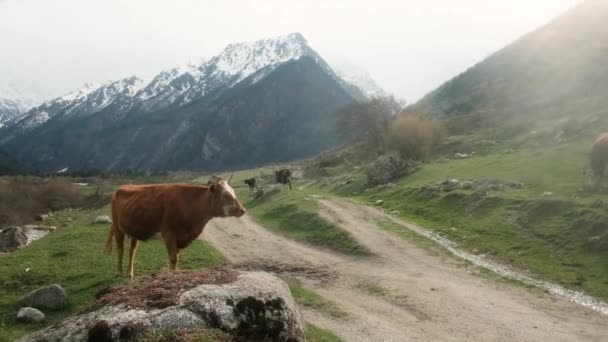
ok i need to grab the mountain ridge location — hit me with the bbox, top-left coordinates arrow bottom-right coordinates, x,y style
1,33 -> 372,172
408,0 -> 608,134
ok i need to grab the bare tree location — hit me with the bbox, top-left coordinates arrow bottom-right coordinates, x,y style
335,96 -> 403,152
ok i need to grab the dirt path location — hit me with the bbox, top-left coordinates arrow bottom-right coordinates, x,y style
202,196 -> 608,341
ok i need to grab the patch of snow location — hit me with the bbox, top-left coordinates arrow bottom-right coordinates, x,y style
58,83 -> 100,103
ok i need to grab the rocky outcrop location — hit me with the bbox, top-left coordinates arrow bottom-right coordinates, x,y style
17,271 -> 305,342
0,226 -> 29,252
18,284 -> 68,310
0,225 -> 55,253
366,152 -> 419,186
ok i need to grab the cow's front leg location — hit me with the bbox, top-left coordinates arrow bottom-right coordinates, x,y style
163,235 -> 179,270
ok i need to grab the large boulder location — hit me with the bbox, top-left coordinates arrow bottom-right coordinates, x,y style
0,226 -> 29,252
18,284 -> 68,310
366,152 -> 418,186
17,271 -> 305,342
17,307 -> 46,323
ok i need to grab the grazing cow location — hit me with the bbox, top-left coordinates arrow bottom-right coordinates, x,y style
275,169 -> 292,190
103,177 -> 245,278
591,133 -> 608,187
244,178 -> 256,191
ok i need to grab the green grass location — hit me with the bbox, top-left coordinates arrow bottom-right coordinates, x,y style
236,183 -> 370,256
0,209 -> 225,341
306,140 -> 608,301
305,323 -> 342,342
284,278 -> 347,319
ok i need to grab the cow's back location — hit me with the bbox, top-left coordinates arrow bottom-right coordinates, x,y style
112,185 -> 169,241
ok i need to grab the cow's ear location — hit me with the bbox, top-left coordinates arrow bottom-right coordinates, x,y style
209,184 -> 216,192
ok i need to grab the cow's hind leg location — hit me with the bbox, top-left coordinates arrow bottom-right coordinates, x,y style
127,238 -> 139,279
115,230 -> 125,276
163,236 -> 179,270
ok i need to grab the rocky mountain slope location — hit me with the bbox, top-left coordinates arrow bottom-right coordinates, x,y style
410,0 -> 608,133
0,82 -> 45,128
1,33 -> 381,172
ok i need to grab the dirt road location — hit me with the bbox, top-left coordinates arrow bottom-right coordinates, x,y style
202,196 -> 608,341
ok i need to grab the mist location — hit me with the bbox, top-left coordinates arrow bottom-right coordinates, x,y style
0,0 -> 580,102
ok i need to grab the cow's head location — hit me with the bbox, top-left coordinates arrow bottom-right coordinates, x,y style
210,176 -> 246,218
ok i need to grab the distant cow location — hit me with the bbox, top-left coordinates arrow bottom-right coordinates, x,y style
275,169 -> 292,190
590,133 -> 608,187
104,177 -> 246,278
244,178 -> 256,191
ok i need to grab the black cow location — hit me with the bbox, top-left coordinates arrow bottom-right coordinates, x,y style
275,169 -> 292,190
244,178 -> 256,191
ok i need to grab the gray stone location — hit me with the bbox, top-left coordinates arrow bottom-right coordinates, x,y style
374,200 -> 384,206
17,307 -> 45,323
17,272 -> 304,342
0,226 -> 29,253
460,181 -> 475,190
592,199 -> 606,208
93,215 -> 112,224
366,152 -> 418,186
453,152 -> 470,159
18,284 -> 68,310
23,225 -> 56,231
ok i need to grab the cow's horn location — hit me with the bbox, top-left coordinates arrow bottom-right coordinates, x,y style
228,173 -> 234,183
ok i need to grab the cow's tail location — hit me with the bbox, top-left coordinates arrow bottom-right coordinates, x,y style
103,223 -> 114,255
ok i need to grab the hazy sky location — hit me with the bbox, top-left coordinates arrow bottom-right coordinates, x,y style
0,0 -> 580,103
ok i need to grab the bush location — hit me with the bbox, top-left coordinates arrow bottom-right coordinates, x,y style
0,177 -> 83,227
388,116 -> 447,160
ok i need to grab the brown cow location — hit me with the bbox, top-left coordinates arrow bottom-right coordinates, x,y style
591,133 -> 608,187
103,177 -> 245,278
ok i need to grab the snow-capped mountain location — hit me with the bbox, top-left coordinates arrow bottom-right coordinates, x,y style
0,33 -> 368,172
0,81 -> 47,128
7,33 -> 368,136
331,60 -> 387,99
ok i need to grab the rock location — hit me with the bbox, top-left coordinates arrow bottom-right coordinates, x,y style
389,210 -> 400,216
93,215 -> 112,224
507,181 -> 523,189
254,184 -> 282,199
542,192 -> 553,197
0,227 -> 29,253
23,225 -> 56,231
18,284 -> 68,310
374,200 -> 384,206
453,152 -> 469,159
460,181 -> 475,190
34,214 -> 49,222
592,199 -> 606,208
366,152 -> 418,186
17,307 -> 46,323
17,272 -> 304,342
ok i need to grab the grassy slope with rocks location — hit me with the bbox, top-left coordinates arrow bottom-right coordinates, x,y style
0,208 -> 225,341
307,137 -> 608,301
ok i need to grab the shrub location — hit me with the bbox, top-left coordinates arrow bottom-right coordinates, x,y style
0,176 -> 83,227
388,115 -> 447,160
